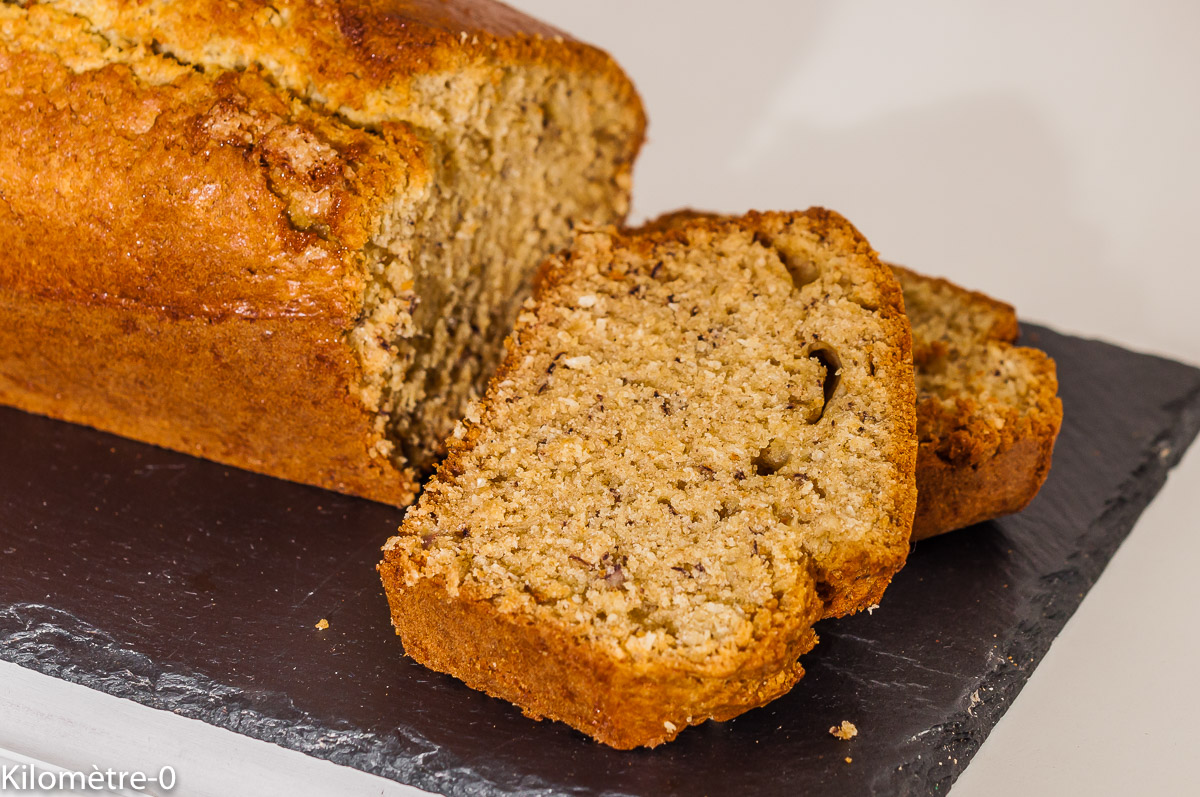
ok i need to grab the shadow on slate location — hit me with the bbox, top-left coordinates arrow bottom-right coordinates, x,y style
1,325 -> 1199,797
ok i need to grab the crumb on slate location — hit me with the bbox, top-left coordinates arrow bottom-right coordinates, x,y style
830,720 -> 858,740
315,618 -> 329,630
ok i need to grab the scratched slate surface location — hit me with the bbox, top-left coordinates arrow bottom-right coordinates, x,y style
1,325 -> 1198,796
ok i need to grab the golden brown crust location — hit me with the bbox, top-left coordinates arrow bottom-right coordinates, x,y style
909,346 -> 1062,540
633,208 -> 723,236
889,265 -> 1062,540
911,427 -> 1057,539
382,208 -> 917,747
0,291 -> 418,503
53,0 -> 646,140
0,12 -> 418,503
64,0 -> 577,85
0,35 -> 412,319
0,2 -> 644,506
378,568 -> 820,749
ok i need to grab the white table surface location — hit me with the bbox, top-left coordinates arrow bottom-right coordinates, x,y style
3,2 -> 1198,795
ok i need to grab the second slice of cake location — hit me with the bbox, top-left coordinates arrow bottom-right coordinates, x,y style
379,209 -> 917,748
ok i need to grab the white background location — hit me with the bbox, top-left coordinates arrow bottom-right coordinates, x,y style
505,1 -> 1200,795
516,0 -> 1200,367
3,2 -> 1198,796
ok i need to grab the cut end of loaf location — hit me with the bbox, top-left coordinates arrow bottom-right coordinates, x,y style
381,209 -> 917,747
349,61 -> 641,486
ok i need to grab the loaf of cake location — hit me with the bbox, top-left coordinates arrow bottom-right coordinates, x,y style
0,0 -> 644,505
380,209 -> 917,748
892,265 -> 1062,539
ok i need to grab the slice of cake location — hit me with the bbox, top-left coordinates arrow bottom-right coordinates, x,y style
891,266 -> 1062,539
379,209 -> 917,748
640,211 -> 1062,540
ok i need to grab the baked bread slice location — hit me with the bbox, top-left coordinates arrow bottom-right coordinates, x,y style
891,265 -> 1062,539
0,0 -> 643,505
641,211 -> 1062,540
379,209 -> 917,748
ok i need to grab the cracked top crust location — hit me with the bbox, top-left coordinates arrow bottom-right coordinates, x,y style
43,0 -> 645,131
1,0 -> 646,320
0,2 -> 423,321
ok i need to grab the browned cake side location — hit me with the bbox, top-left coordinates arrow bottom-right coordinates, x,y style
380,209 -> 917,748
0,1 -> 644,504
892,266 -> 1063,539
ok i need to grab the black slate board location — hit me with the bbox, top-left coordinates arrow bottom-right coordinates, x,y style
2,325 -> 1198,796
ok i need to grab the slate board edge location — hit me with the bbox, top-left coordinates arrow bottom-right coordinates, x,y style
0,602 -> 588,797
878,377 -> 1200,796
2,342 -> 1199,797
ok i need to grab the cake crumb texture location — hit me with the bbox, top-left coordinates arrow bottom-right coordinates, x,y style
381,209 -> 917,748
638,212 -> 1062,539
892,265 -> 1062,539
